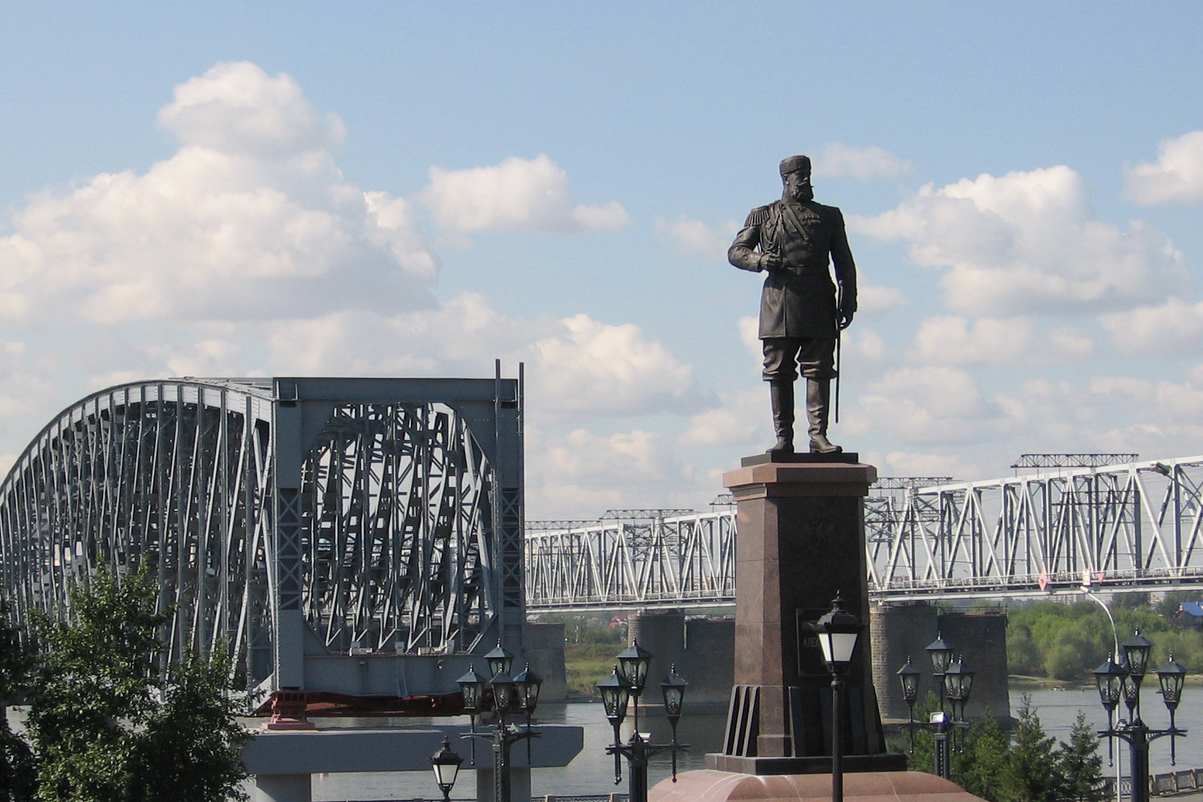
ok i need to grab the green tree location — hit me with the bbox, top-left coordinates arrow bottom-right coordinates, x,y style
1058,712 -> 1105,802
1003,696 -> 1066,802
954,712 -> 1015,801
25,565 -> 248,802
0,600 -> 36,802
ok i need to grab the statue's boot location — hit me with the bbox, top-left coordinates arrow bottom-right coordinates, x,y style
806,378 -> 842,454
768,380 -> 794,454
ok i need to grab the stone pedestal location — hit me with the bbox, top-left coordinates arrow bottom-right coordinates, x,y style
652,770 -> 987,802
706,453 -> 904,775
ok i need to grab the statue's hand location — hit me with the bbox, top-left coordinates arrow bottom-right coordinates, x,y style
759,253 -> 783,272
838,308 -> 855,330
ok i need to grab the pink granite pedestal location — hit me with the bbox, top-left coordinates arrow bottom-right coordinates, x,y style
708,454 -> 904,776
651,770 -> 987,802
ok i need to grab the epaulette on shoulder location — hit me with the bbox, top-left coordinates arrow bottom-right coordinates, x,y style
744,205 -> 770,226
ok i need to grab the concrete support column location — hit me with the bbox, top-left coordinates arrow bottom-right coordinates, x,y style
871,605 -> 1011,723
250,774 -> 310,802
871,605 -> 938,720
473,766 -> 532,802
630,610 -> 686,702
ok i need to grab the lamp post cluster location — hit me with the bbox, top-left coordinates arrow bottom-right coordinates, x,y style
1092,631 -> 1188,802
895,632 -> 974,780
595,640 -> 689,802
430,644 -> 543,802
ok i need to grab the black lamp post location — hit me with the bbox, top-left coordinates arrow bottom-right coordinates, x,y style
925,633 -> 955,713
1120,630 -> 1153,719
896,658 -> 922,753
598,665 -> 632,785
456,648 -> 543,802
597,644 -> 689,802
1156,654 -> 1187,765
1092,653 -> 1126,769
942,657 -> 974,755
617,639 -> 653,736
1094,644 -> 1187,802
430,736 -> 464,802
814,593 -> 861,802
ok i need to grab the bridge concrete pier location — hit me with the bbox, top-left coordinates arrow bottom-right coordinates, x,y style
871,605 -> 1010,723
242,724 -> 584,802
629,611 -> 734,710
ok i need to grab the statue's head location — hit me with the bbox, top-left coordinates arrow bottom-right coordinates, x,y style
779,155 -> 813,202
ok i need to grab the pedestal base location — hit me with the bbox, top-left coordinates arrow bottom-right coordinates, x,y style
651,770 -> 986,802
705,753 -> 906,775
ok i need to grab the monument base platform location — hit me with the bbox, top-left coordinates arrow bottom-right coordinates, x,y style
706,752 -> 907,775
651,770 -> 986,802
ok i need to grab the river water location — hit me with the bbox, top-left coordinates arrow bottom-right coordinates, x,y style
308,684 -> 1203,801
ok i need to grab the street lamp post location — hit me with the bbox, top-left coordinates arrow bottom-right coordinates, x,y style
456,646 -> 544,802
596,644 -> 690,802
430,736 -> 464,802
943,657 -> 974,755
895,658 -> 922,753
1120,630 -> 1153,720
925,634 -> 955,714
1093,643 -> 1188,802
813,594 -> 861,802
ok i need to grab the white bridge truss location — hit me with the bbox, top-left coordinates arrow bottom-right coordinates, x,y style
0,374 -> 526,695
525,455 -> 1203,612
525,511 -> 737,611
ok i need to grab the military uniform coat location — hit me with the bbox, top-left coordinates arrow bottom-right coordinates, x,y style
729,198 -> 857,339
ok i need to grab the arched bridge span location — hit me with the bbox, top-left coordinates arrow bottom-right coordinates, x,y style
0,374 -> 526,698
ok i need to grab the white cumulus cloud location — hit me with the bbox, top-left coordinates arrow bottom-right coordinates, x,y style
158,61 -> 346,156
856,166 -> 1189,316
852,365 -> 1001,445
1124,130 -> 1203,205
0,61 -> 438,325
679,388 -> 764,447
525,426 -> 696,518
531,314 -> 698,417
421,155 -> 631,233
1100,299 -> 1203,355
813,143 -> 913,180
911,316 -> 1094,367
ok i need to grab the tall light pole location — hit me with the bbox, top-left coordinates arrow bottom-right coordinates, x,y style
1093,642 -> 1188,802
895,658 -> 922,753
456,646 -> 543,802
897,637 -> 972,780
814,594 -> 861,802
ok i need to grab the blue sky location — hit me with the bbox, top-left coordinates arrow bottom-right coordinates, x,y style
3,3 -> 1203,518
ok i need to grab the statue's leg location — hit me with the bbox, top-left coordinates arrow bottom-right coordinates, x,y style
800,338 -> 841,454
805,378 -> 841,454
762,338 -> 799,454
768,380 -> 794,453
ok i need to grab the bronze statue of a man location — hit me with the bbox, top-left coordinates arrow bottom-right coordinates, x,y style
729,155 -> 857,454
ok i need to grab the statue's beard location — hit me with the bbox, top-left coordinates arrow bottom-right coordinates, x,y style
787,184 -> 814,203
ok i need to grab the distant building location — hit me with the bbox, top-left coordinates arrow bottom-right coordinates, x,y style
1175,601 -> 1203,629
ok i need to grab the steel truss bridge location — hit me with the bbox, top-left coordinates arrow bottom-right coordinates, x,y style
0,373 -> 526,699
524,455 -> 1203,612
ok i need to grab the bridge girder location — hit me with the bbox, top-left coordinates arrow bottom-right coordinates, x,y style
0,373 -> 525,696
526,456 -> 1203,612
